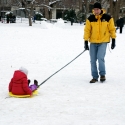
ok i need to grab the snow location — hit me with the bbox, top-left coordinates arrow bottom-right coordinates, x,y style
49,0 -> 61,5
0,19 -> 125,125
5,11 -> 13,15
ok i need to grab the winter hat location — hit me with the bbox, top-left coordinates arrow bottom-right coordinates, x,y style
19,66 -> 28,75
93,2 -> 102,9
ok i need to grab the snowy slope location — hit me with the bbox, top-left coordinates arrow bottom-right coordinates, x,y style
0,20 -> 125,125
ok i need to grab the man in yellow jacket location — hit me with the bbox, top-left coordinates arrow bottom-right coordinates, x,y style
83,2 -> 116,83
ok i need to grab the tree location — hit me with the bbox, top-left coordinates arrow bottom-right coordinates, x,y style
82,0 -> 90,20
63,9 -> 76,22
110,0 -> 122,23
76,10 -> 85,22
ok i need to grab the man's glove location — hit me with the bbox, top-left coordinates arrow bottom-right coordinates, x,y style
111,39 -> 116,49
84,41 -> 89,50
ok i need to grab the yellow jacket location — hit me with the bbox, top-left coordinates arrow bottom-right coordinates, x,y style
84,9 -> 116,43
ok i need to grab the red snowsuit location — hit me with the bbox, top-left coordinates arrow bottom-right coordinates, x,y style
9,70 -> 32,95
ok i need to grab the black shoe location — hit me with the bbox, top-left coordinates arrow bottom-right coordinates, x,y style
28,79 -> 31,85
34,79 -> 38,86
90,78 -> 98,83
100,76 -> 106,82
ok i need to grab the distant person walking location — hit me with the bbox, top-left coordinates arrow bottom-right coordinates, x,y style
116,16 -> 124,34
83,2 -> 116,83
7,15 -> 9,23
70,17 -> 74,26
33,15 -> 36,23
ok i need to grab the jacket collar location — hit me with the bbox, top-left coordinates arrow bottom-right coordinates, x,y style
92,9 -> 106,19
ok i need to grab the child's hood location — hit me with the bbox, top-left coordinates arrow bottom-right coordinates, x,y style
13,70 -> 27,81
19,67 -> 28,75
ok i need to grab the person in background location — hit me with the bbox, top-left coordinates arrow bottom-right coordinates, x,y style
116,16 -> 124,34
83,2 -> 116,83
33,15 -> 36,23
9,67 -> 32,96
7,15 -> 9,23
70,17 -> 74,26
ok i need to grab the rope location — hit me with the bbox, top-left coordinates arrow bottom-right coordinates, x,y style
38,50 -> 86,87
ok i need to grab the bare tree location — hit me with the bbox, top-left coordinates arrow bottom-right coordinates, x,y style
83,0 -> 89,20
22,0 -> 35,26
110,0 -> 122,23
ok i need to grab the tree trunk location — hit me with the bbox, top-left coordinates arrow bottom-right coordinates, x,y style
84,0 -> 89,20
110,0 -> 122,23
28,14 -> 32,26
79,0 -> 82,11
28,3 -> 34,26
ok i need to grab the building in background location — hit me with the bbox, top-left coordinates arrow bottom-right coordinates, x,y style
0,0 -> 125,22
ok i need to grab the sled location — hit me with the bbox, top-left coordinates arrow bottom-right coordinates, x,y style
9,90 -> 38,98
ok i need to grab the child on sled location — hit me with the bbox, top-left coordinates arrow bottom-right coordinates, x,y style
9,67 -> 32,96
9,67 -> 38,96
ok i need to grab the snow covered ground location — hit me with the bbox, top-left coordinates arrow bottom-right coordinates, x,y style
0,19 -> 125,125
